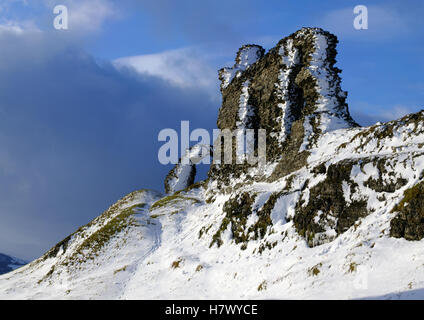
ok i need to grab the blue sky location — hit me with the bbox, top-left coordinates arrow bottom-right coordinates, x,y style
0,0 -> 423,260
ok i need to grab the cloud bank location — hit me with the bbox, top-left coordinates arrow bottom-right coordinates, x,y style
0,27 -> 218,260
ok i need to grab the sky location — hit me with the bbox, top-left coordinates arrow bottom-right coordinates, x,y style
0,0 -> 423,260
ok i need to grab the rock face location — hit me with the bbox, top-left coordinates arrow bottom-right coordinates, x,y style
292,160 -> 369,246
206,27 -> 424,248
210,28 -> 357,186
3,28 -> 424,299
390,180 -> 424,240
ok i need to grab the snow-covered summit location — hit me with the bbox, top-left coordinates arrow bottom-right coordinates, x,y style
1,28 -> 424,300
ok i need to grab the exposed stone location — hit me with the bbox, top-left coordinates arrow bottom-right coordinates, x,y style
210,192 -> 257,248
210,27 -> 358,186
390,180 -> 424,240
293,160 -> 368,247
206,28 -> 424,247
363,157 -> 407,193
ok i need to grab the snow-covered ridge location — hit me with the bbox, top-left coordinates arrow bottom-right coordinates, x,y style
1,28 -> 424,300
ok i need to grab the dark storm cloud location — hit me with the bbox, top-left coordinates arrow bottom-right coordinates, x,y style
0,30 -> 218,260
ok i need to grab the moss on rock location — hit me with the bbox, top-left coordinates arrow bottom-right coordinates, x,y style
150,194 -> 200,210
210,192 -> 257,248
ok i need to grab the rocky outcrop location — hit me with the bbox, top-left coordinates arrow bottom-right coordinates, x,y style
209,28 -> 357,186
165,144 -> 212,194
164,162 -> 196,195
390,180 -> 424,240
293,160 -> 368,247
208,27 -> 424,247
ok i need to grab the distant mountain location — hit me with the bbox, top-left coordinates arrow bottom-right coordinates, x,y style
0,253 -> 26,275
1,28 -> 424,299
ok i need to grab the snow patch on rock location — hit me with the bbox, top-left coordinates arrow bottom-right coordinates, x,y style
219,45 -> 264,89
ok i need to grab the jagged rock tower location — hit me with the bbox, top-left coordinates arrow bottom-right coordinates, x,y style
162,27 -> 424,249
203,27 -> 424,248
209,27 -> 357,186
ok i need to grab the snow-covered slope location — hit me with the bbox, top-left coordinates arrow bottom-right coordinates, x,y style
0,254 -> 26,275
1,28 -> 424,300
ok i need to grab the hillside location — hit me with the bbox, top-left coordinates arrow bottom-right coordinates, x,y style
1,27 -> 424,299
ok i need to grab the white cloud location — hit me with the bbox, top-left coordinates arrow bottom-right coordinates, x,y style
68,0 -> 116,32
114,48 -> 219,98
0,20 -> 40,35
0,23 -> 25,35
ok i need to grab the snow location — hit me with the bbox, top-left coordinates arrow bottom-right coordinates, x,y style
306,33 -> 343,118
276,39 -> 299,144
167,165 -> 193,194
220,46 -> 263,89
271,192 -> 299,225
2,30 -> 424,300
3,137 -> 424,300
274,29 -> 355,152
236,80 -> 255,130
235,80 -> 256,161
167,144 -> 211,194
300,116 -> 314,151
